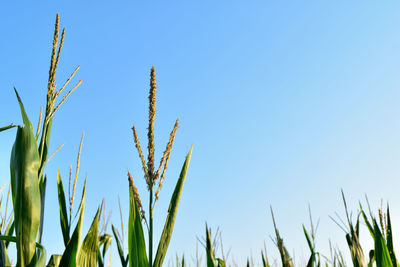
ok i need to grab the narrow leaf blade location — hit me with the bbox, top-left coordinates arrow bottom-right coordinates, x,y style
153,146 -> 193,267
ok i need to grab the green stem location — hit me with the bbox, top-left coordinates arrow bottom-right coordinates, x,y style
149,186 -> 153,267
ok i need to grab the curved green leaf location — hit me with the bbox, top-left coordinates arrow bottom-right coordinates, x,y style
77,207 -> 100,267
10,89 -> 41,266
99,234 -> 112,259
0,125 -> 16,133
153,146 -> 193,267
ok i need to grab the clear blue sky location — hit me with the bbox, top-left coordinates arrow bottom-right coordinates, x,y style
2,1 -> 400,266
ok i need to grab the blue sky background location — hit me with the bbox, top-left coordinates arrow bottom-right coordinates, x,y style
2,1 -> 400,266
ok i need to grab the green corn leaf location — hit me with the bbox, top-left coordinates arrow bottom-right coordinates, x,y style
303,225 -> 314,253
153,146 -> 193,267
216,258 -> 226,267
205,225 -> 217,267
303,226 -> 315,267
98,234 -> 113,267
271,212 -> 293,267
128,179 -> 148,267
47,255 -> 62,267
0,236 -> 46,267
38,175 -> 47,244
373,220 -> 392,267
0,124 -> 16,133
27,246 -> 47,267
37,119 -> 53,179
10,89 -> 41,266
99,234 -> 112,259
112,225 -> 128,267
3,246 -> 11,267
97,251 -> 104,267
77,207 -> 100,267
59,180 -> 86,267
359,204 -> 374,238
57,170 -> 70,246
13,88 -> 33,130
4,219 -> 14,248
306,255 -> 315,267
385,206 -> 397,267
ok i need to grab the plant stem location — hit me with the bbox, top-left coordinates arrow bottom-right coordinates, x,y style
149,186 -> 153,267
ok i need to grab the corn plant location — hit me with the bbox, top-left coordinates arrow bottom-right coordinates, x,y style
270,207 -> 294,267
52,135 -> 104,267
0,13 -> 114,267
112,67 -> 192,267
0,88 -> 48,266
302,207 -> 321,267
260,242 -> 270,267
204,225 -> 226,267
359,201 -> 398,267
330,191 -> 366,267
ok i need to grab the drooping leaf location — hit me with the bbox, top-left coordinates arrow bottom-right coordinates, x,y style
97,234 -> 112,267
99,234 -> 112,259
10,89 -> 41,266
0,125 -> 16,133
153,146 -> 193,267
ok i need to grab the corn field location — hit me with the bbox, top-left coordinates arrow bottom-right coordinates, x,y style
1,13 -> 400,267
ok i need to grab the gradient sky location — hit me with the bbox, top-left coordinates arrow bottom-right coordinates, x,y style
2,1 -> 400,266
